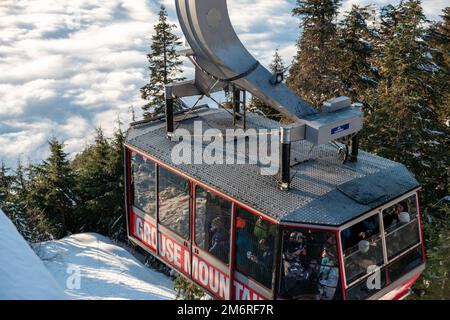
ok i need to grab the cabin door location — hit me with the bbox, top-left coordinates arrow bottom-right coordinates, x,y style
191,184 -> 233,300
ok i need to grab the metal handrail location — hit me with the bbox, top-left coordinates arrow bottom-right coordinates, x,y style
384,218 -> 418,237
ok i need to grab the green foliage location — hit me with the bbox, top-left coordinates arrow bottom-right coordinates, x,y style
287,0 -> 449,299
336,5 -> 379,105
288,0 -> 343,107
174,275 -> 205,300
426,7 -> 450,125
412,202 -> 450,299
141,5 -> 184,118
249,49 -> 286,121
71,127 -> 127,241
354,1 -> 449,299
25,138 -> 75,238
360,0 -> 450,206
0,0 -> 448,301
0,162 -> 13,205
2,125 -> 127,243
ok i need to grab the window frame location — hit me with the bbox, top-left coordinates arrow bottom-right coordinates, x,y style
381,195 -> 422,263
277,225 -> 343,300
234,205 -> 278,292
340,211 -> 385,286
194,184 -> 233,266
157,165 -> 191,240
338,189 -> 424,291
131,152 -> 157,218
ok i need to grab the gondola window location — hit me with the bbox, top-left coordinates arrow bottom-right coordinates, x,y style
382,195 -> 421,261
279,229 -> 341,300
132,153 -> 156,218
158,167 -> 190,239
195,187 -> 232,265
341,213 -> 384,285
235,207 -> 276,289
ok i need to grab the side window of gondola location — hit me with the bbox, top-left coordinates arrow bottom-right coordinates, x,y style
341,213 -> 383,285
382,194 -> 421,261
195,186 -> 232,265
158,167 -> 190,239
131,152 -> 156,218
235,207 -> 276,290
279,228 -> 342,300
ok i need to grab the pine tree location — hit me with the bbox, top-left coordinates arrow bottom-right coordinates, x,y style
0,162 -> 12,206
3,161 -> 30,240
0,162 -> 18,224
109,125 -> 127,241
427,7 -> 450,125
141,5 -> 184,118
71,126 -> 126,241
411,199 -> 450,299
361,0 -> 450,205
336,5 -> 379,105
249,49 -> 286,121
26,139 -> 75,238
269,48 -> 286,74
287,0 -> 343,107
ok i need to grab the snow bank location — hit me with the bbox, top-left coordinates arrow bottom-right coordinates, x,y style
0,209 -> 67,300
34,233 -> 175,300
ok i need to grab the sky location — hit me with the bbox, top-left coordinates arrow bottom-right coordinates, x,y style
0,0 -> 447,168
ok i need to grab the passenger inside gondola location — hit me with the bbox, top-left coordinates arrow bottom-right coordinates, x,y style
209,217 -> 229,262
285,232 -> 307,265
342,215 -> 380,252
383,201 -> 410,230
195,187 -> 232,265
235,208 -> 276,289
382,197 -> 419,259
248,238 -> 274,287
341,214 -> 384,284
319,256 -> 340,300
235,216 -> 254,274
280,229 -> 341,300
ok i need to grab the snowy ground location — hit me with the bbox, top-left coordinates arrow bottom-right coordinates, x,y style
0,209 -> 66,299
1,208 -> 175,300
33,233 -> 176,300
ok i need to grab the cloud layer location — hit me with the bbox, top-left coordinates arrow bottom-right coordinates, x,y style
0,0 -> 446,168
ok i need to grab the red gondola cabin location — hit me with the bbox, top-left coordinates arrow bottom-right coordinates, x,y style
124,108 -> 426,300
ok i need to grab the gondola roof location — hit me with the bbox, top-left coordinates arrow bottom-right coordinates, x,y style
126,108 -> 419,227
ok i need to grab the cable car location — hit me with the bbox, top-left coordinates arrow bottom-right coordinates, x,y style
124,107 -> 425,300
123,0 -> 426,300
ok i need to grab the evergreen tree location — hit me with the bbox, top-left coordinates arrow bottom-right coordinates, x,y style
174,275 -> 205,300
413,200 -> 450,299
0,162 -> 12,206
108,125 -> 127,241
141,5 -> 184,118
71,127 -> 126,241
336,5 -> 379,105
1,162 -> 25,235
427,7 -> 450,125
1,162 -> 33,241
0,162 -> 23,232
269,48 -> 286,75
361,0 -> 449,205
26,139 -> 75,238
287,0 -> 342,107
249,49 -> 286,121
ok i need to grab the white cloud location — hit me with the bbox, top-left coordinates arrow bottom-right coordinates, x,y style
0,0 -> 446,168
